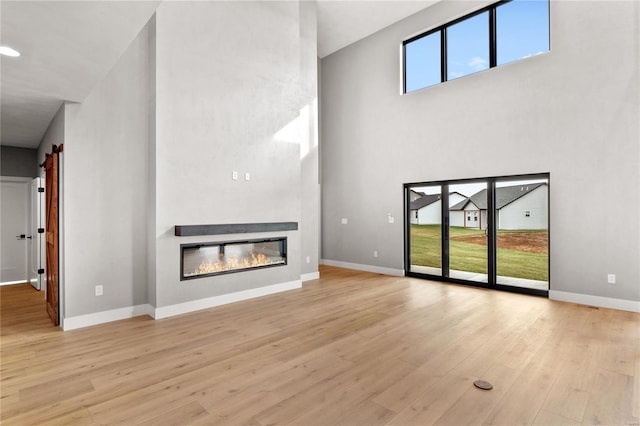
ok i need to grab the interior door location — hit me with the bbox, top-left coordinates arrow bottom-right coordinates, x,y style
30,177 -> 44,290
45,153 -> 59,326
1,178 -> 30,284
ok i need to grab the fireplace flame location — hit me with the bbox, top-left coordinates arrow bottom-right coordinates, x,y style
193,251 -> 273,275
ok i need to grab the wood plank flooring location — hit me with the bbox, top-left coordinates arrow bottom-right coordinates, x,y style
1,266 -> 638,425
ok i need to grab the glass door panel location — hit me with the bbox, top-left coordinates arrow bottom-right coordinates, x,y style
408,185 -> 442,276
495,178 -> 549,290
448,182 -> 488,283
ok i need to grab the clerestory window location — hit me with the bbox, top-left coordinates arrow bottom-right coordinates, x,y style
403,0 -> 550,93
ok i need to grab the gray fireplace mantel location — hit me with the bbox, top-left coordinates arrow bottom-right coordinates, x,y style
174,222 -> 298,237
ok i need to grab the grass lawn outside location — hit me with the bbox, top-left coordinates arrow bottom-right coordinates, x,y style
410,224 -> 548,281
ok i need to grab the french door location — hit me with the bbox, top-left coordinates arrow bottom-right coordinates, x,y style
405,173 -> 549,296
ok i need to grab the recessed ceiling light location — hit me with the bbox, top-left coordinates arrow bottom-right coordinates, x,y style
0,46 -> 21,57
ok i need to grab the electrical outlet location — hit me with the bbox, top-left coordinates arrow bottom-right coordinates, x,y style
245,172 -> 251,181
341,218 -> 348,224
232,171 -> 238,180
388,214 -> 394,224
373,250 -> 378,258
95,285 -> 103,296
607,274 -> 616,284
306,256 -> 311,264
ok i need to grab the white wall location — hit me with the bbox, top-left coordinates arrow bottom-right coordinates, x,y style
37,103 -> 65,168
499,185 -> 548,230
321,1 -> 640,304
417,201 -> 440,225
450,211 -> 465,228
63,22 -> 151,317
299,0 -> 321,278
154,1 -> 315,307
147,15 -> 157,309
50,2 -> 319,326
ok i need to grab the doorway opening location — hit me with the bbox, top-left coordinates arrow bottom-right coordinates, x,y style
405,173 -> 549,296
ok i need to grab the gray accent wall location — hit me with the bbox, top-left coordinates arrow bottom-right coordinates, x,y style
147,14 -> 157,310
63,21 -> 151,317
320,1 -> 640,303
0,146 -> 38,177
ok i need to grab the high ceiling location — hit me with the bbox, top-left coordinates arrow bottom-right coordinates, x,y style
317,0 -> 439,58
0,1 -> 162,148
0,0 -> 438,149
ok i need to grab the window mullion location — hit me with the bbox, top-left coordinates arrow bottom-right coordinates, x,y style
441,28 -> 447,82
403,43 -> 407,93
489,7 -> 497,68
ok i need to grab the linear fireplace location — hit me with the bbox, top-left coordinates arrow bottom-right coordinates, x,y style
180,237 -> 287,280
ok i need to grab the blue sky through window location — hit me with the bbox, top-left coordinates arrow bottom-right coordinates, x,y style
446,12 -> 489,81
405,32 -> 440,93
404,0 -> 549,93
497,0 -> 550,65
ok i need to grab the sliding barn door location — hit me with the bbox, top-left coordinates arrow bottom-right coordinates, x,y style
44,152 -> 59,326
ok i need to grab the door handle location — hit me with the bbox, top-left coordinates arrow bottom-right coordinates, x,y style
16,234 -> 26,240
27,236 -> 33,239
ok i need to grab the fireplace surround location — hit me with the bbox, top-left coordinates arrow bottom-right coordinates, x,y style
180,237 -> 287,280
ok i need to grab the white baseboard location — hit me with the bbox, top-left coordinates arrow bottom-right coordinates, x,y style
62,304 -> 153,331
301,272 -> 320,282
153,280 -> 302,320
62,280 -> 303,330
0,280 -> 31,286
549,290 -> 640,313
320,259 -> 404,277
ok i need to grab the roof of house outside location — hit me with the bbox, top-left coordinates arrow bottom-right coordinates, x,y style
450,182 -> 547,211
410,191 -> 467,210
410,193 -> 441,210
450,198 -> 478,211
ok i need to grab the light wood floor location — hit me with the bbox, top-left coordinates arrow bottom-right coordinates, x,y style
1,266 -> 638,425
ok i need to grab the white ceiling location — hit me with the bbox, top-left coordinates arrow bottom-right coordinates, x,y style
1,0 -> 438,149
0,1 -> 161,148
317,0 -> 438,58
